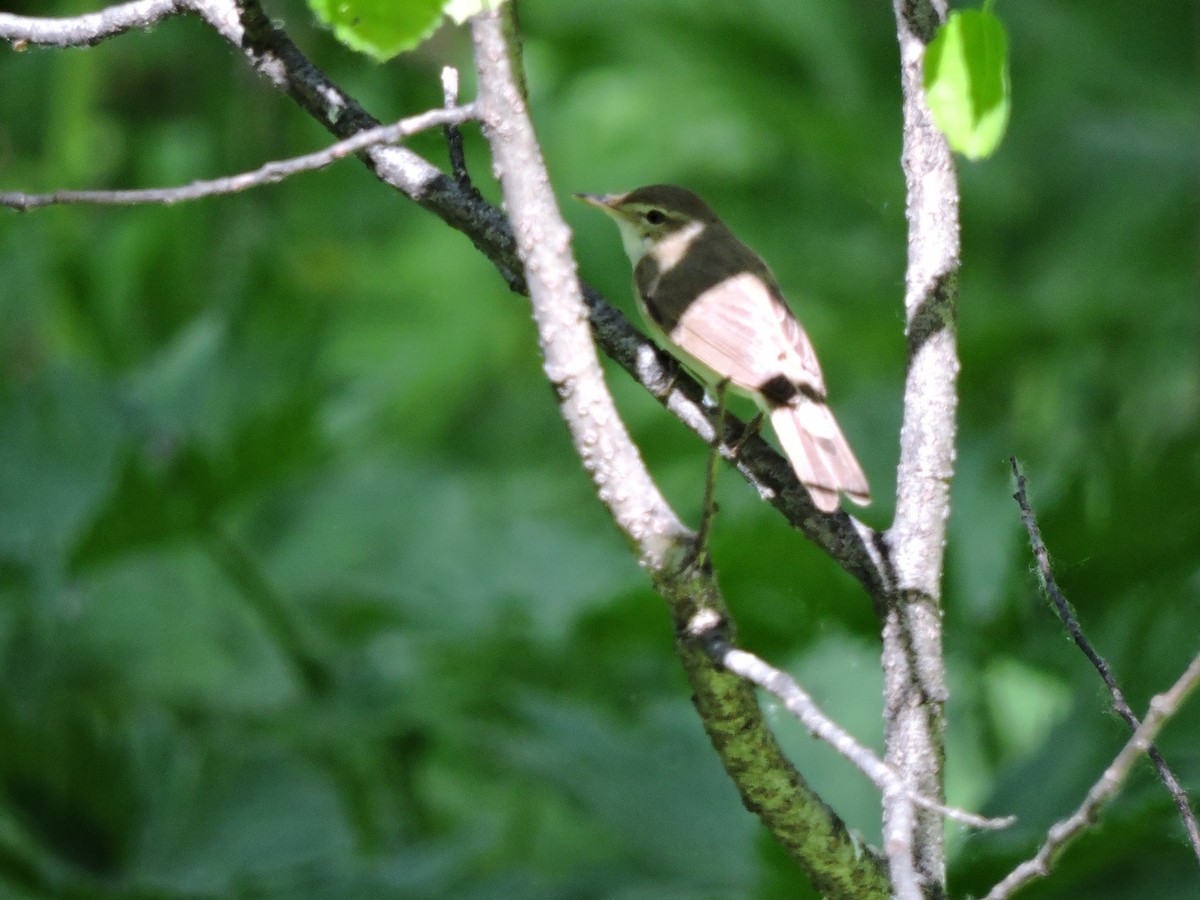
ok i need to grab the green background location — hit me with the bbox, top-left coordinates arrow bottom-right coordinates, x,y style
0,1 -> 1196,897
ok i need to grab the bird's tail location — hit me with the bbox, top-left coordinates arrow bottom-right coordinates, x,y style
769,399 -> 871,513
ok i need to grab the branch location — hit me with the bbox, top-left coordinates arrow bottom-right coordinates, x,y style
0,106 -> 477,210
440,67 -> 473,188
688,611 -> 1013,833
469,6 -> 889,897
0,0 -> 186,48
1010,459 -> 1200,862
984,651 -> 1200,900
470,10 -> 685,569
883,0 -> 959,895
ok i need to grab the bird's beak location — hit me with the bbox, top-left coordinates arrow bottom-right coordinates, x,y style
572,192 -> 619,211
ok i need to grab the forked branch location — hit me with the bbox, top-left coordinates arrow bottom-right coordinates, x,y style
1010,459 -> 1200,864
985,652 -> 1200,899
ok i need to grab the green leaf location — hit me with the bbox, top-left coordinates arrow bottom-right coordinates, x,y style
924,9 -> 1011,160
307,0 -> 448,62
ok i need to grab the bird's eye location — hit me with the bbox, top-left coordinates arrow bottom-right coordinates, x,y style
644,209 -> 667,225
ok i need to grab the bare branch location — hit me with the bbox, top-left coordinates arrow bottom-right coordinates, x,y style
883,0 -> 959,894
0,106 -> 477,211
0,0 -> 186,48
688,611 -> 1014,833
984,651 -> 1200,900
1010,458 -> 1200,862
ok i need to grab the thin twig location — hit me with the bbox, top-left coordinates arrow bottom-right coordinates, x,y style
984,651 -> 1200,900
0,0 -> 185,48
441,66 -> 473,187
1010,458 -> 1200,863
1,106 -> 478,211
886,797 -> 923,900
688,611 -> 1013,832
693,381 -> 728,567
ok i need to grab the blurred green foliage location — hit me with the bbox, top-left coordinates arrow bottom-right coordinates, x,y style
0,0 -> 1196,897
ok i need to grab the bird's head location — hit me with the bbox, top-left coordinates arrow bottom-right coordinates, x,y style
574,184 -> 720,267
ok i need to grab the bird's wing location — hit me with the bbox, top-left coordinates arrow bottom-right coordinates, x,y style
667,270 -> 827,399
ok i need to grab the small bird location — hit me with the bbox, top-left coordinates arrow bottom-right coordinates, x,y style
575,184 -> 870,513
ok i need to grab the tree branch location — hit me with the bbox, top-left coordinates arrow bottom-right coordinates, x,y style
469,6 -> 890,896
689,612 -> 1013,833
0,106 -> 477,210
470,9 -> 685,570
884,0 -> 959,895
440,66 -> 474,188
1010,458 -> 1200,863
984,651 -> 1200,900
0,0 -> 186,48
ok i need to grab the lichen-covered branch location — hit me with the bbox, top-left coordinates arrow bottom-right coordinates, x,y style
695,620 -> 1012,832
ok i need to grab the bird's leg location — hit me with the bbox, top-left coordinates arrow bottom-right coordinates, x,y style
692,378 -> 730,570
730,411 -> 765,459
653,356 -> 682,401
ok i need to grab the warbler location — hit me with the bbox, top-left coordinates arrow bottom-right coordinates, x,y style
575,184 -> 870,513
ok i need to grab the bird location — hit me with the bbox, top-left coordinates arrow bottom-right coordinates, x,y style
574,184 -> 870,513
